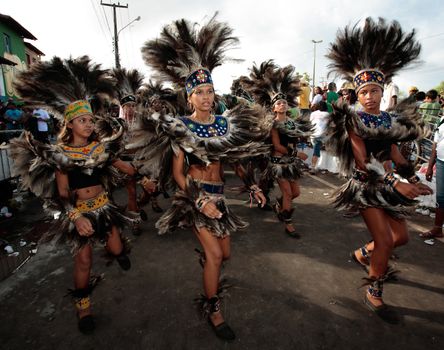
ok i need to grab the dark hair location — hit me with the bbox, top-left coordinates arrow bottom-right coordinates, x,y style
312,101 -> 328,112
327,82 -> 336,91
426,89 -> 438,100
415,91 -> 425,101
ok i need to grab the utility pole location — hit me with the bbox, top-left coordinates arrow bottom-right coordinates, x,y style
101,1 -> 128,68
311,39 -> 323,92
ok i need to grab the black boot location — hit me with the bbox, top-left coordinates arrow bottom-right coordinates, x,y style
281,209 -> 300,238
207,296 -> 235,341
116,252 -> 131,271
72,287 -> 95,334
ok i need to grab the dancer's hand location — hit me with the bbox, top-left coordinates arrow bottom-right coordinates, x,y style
75,216 -> 94,236
394,182 -> 429,199
415,182 -> 433,195
296,151 -> 308,161
140,177 -> 157,193
254,191 -> 267,207
425,166 -> 434,182
201,201 -> 223,220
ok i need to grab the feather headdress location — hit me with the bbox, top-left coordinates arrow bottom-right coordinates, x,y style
110,68 -> 144,106
240,60 -> 301,109
15,55 -> 115,120
326,17 -> 421,92
141,13 -> 240,95
138,79 -> 178,113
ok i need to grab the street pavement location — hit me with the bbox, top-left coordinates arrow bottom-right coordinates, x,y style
0,170 -> 443,350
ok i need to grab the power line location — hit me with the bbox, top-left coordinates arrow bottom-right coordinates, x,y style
89,0 -> 109,43
100,3 -> 112,35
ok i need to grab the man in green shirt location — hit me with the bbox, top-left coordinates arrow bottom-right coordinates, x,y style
420,89 -> 442,124
326,82 -> 339,113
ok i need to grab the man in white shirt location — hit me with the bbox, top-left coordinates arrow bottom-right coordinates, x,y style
423,118 -> 444,238
380,81 -> 399,111
33,108 -> 50,143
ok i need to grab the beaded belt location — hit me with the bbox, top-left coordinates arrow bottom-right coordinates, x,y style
270,156 -> 295,164
76,192 -> 109,213
199,181 -> 224,194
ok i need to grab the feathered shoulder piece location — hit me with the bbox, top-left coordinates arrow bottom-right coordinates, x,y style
138,80 -> 178,114
14,55 -> 115,117
9,129 -> 123,201
326,17 -> 421,87
273,114 -> 313,138
240,60 -> 301,109
127,104 -> 272,190
110,68 -> 144,105
141,12 -> 240,87
325,99 -> 427,175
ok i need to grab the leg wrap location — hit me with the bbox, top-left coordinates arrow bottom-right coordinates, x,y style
367,278 -> 384,299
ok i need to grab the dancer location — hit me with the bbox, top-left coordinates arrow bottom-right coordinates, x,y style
326,18 -> 433,323
240,60 -> 312,237
129,15 -> 269,341
10,56 -> 140,334
111,68 -> 147,234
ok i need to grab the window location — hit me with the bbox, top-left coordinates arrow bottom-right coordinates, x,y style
26,53 -> 31,65
3,33 -> 12,53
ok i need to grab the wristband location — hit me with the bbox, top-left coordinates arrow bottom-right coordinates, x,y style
383,172 -> 398,188
68,208 -> 82,222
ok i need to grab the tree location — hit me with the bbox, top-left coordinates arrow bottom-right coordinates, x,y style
435,81 -> 444,95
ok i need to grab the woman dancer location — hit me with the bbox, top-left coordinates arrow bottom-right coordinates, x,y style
10,56 -> 141,333
240,61 -> 312,237
326,18 -> 433,322
130,15 -> 270,341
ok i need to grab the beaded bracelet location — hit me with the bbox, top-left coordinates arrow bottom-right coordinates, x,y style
195,196 -> 211,212
249,185 -> 263,194
383,172 -> 398,188
407,175 -> 420,184
68,208 -> 82,222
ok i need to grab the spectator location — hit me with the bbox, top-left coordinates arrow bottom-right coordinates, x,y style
298,79 -> 311,115
420,89 -> 442,124
415,91 -> 426,107
326,82 -> 339,113
32,108 -> 50,143
408,86 -> 419,98
309,101 -> 329,174
380,81 -> 399,111
311,86 -> 323,106
3,102 -> 23,130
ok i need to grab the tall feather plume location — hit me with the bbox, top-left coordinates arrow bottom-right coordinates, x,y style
141,12 -> 240,87
326,17 -> 421,82
15,56 -> 115,117
240,60 -> 301,108
110,68 -> 144,102
138,79 -> 178,113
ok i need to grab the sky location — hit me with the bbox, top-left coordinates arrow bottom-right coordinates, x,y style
3,0 -> 444,95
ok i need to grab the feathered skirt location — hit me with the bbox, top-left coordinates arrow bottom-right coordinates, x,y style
261,155 -> 304,183
333,168 -> 416,218
43,192 -> 137,254
155,179 -> 248,238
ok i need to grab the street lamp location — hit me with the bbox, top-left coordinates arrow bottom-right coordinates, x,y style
311,39 -> 323,92
114,16 -> 141,68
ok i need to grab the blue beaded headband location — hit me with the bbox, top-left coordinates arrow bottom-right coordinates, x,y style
353,69 -> 385,92
185,68 -> 213,95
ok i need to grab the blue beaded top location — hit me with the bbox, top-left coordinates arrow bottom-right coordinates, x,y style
179,115 -> 229,138
358,110 -> 392,129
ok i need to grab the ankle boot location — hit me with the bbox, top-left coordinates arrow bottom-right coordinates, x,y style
72,287 -> 95,334
207,296 -> 235,341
